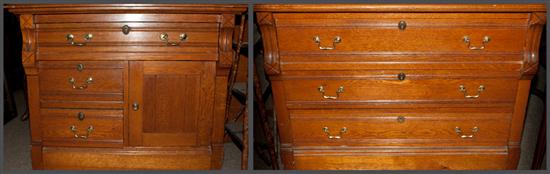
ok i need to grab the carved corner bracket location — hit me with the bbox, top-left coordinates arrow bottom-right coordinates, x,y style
257,12 -> 281,75
521,12 -> 546,79
19,14 -> 38,74
218,14 -> 236,69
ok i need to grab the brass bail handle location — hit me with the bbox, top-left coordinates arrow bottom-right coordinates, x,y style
313,36 -> 342,50
322,127 -> 348,139
462,35 -> 491,50
318,85 -> 344,99
66,33 -> 93,46
69,125 -> 94,139
455,126 -> 479,139
159,33 -> 188,46
68,77 -> 93,90
458,84 -> 485,99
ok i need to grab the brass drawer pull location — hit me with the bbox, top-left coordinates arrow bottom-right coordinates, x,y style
458,84 -> 485,99
318,85 -> 344,99
122,25 -> 131,35
66,33 -> 93,46
69,125 -> 94,139
68,77 -> 93,90
322,127 -> 348,139
313,36 -> 341,50
455,126 -> 479,139
462,35 -> 491,50
159,33 -> 188,46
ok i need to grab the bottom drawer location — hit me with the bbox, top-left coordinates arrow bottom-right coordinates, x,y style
293,148 -> 510,170
41,109 -> 123,147
42,147 -> 211,170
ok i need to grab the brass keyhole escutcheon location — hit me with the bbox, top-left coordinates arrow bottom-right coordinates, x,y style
398,21 -> 407,30
132,102 -> 140,111
397,72 -> 406,81
122,25 -> 131,35
77,112 -> 85,121
76,63 -> 84,72
397,116 -> 406,123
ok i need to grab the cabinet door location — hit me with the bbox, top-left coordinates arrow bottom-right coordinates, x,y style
129,61 -> 216,146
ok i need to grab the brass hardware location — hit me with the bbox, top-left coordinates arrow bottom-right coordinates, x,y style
458,84 -> 485,99
397,116 -> 406,123
398,21 -> 407,30
77,112 -> 85,121
322,127 -> 348,139
69,125 -> 94,139
455,126 -> 479,139
313,36 -> 342,50
76,63 -> 84,72
159,32 -> 188,46
462,35 -> 491,50
397,72 -> 406,81
66,33 -> 93,46
68,77 -> 93,90
122,25 -> 131,35
318,85 -> 344,99
132,102 -> 139,111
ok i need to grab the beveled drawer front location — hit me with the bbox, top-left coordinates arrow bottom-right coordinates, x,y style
274,13 -> 528,55
39,61 -> 125,109
36,22 -> 219,60
41,109 -> 123,147
290,109 -> 511,146
283,77 -> 517,104
293,148 -> 509,170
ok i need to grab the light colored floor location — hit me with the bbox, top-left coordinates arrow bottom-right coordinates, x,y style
3,90 -> 242,171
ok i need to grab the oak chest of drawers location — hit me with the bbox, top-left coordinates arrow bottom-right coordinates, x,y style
256,4 -> 546,170
7,4 -> 246,170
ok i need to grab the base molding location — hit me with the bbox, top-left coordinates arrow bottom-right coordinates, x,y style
40,146 -> 212,170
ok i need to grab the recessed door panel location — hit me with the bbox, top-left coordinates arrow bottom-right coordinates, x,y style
129,61 -> 215,147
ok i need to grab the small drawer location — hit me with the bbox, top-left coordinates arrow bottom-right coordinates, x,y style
274,13 -> 528,55
290,109 -> 511,146
283,76 -> 517,105
39,61 -> 125,109
41,109 -> 123,147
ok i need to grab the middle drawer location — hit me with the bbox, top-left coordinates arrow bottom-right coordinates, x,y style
283,77 -> 517,105
39,61 -> 125,109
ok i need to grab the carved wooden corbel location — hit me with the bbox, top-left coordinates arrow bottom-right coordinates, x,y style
256,12 -> 281,75
19,14 -> 38,75
521,12 -> 546,79
218,14 -> 235,68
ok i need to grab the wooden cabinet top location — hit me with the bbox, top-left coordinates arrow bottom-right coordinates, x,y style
254,4 -> 546,12
5,4 -> 247,14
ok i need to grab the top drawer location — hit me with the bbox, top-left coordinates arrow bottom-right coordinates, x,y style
35,14 -> 220,60
274,13 -> 529,55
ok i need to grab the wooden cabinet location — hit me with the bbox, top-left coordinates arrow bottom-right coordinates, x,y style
6,4 -> 246,170
256,4 -> 546,170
